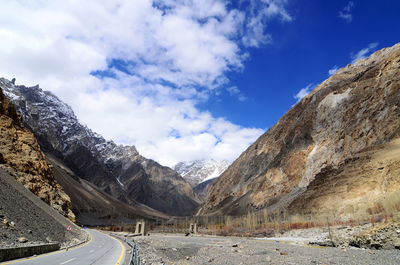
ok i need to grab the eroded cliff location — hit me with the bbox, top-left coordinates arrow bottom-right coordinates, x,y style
199,43 -> 400,217
0,87 -> 75,221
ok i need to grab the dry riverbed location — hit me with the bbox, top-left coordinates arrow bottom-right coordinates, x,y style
126,232 -> 400,265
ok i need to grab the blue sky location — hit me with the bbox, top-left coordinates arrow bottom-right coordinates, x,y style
201,0 -> 400,129
0,0 -> 399,166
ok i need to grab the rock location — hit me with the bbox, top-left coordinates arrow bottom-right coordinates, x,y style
266,256 -> 271,262
349,223 -> 400,250
199,42 -> 400,218
18,237 -> 28,243
185,256 -> 190,260
0,84 -> 75,221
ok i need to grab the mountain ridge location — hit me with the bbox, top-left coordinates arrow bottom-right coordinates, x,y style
0,85 -> 74,220
174,159 -> 230,187
1,78 -> 200,216
199,42 -> 400,217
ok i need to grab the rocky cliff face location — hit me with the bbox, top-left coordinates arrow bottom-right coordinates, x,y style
0,78 -> 200,216
0,86 -> 74,221
199,43 -> 400,217
175,159 -> 230,187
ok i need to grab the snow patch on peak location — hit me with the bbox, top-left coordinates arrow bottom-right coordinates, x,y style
201,167 -> 221,183
174,159 -> 230,187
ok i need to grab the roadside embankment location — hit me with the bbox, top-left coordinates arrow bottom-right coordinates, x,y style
0,168 -> 88,261
0,243 -> 60,262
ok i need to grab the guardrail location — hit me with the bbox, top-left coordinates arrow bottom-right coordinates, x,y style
110,233 -> 140,265
126,240 -> 140,265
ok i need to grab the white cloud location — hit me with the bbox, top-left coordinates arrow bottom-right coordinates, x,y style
242,0 -> 293,47
351,42 -> 379,63
238,95 -> 248,102
328,65 -> 339,76
226,86 -> 247,101
339,1 -> 354,23
0,0 -> 290,166
294,83 -> 314,102
227,86 -> 240,95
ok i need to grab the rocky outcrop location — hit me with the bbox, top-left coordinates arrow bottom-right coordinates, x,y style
349,222 -> 400,250
0,78 -> 200,216
0,87 -> 74,221
199,43 -> 400,217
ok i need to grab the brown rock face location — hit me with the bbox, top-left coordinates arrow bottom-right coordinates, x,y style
199,43 -> 400,217
0,87 -> 75,221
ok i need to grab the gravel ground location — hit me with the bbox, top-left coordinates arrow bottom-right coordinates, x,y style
129,233 -> 400,265
0,168 -> 87,249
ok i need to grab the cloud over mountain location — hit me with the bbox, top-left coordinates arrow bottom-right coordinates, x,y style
0,0 -> 292,166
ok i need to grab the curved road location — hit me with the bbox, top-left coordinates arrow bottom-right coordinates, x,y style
3,230 -> 125,265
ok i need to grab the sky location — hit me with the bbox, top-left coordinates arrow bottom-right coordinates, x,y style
0,0 -> 399,167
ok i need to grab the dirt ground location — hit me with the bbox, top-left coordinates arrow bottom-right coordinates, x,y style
127,233 -> 400,265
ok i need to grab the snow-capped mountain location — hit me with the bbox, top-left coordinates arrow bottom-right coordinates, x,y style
0,77 -> 200,216
174,159 -> 230,187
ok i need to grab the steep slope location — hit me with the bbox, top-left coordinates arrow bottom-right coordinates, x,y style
193,178 -> 217,201
48,154 -> 169,225
175,159 -> 230,187
0,168 -> 85,249
0,78 -> 199,216
199,43 -> 400,217
0,86 -> 74,221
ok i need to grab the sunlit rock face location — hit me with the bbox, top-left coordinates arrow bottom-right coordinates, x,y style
199,43 -> 400,217
0,85 -> 74,221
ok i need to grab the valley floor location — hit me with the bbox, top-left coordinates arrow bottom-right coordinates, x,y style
130,233 -> 400,265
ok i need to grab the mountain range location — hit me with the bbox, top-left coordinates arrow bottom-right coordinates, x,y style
174,159 -> 230,187
1,42 -> 400,225
175,159 -> 230,201
0,78 -> 200,222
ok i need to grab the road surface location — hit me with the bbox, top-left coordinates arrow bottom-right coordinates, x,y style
2,229 -> 125,265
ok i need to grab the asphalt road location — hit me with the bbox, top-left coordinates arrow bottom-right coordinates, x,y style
2,229 -> 125,265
